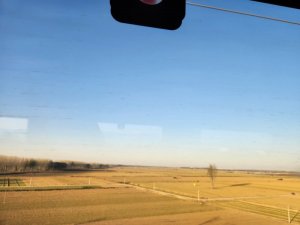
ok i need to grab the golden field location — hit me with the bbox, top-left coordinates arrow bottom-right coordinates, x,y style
0,166 -> 299,225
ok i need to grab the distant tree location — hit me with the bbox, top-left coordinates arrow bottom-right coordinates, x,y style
0,155 -> 111,173
47,161 -> 54,170
22,159 -> 28,171
69,161 -> 76,168
84,164 -> 91,169
53,162 -> 68,170
47,161 -> 67,170
207,164 -> 217,189
3,164 -> 8,172
98,164 -> 109,169
28,159 -> 38,171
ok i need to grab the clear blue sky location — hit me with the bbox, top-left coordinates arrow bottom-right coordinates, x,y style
0,0 -> 300,170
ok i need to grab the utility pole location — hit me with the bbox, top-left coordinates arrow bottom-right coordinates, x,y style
194,180 -> 200,203
288,205 -> 291,223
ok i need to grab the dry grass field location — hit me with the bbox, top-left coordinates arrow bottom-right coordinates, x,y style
0,188 -> 218,225
0,167 -> 299,225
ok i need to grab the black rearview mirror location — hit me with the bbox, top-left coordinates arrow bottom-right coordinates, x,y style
110,0 -> 186,30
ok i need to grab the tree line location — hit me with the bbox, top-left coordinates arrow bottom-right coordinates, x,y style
0,155 -> 110,173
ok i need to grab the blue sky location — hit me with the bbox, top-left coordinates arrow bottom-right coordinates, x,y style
0,0 -> 300,170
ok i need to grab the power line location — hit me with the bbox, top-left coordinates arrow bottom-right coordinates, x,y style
186,2 -> 300,26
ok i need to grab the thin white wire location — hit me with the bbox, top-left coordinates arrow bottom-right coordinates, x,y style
187,2 -> 300,26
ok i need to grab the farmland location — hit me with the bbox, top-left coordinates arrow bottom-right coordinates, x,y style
0,167 -> 299,225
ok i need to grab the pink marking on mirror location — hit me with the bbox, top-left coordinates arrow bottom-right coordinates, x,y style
140,0 -> 163,5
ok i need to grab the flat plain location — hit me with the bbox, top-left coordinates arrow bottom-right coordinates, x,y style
0,167 -> 299,225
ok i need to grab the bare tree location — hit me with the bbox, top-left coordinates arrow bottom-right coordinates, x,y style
207,164 -> 217,189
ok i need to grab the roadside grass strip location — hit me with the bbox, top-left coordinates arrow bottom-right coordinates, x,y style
0,178 -> 8,187
14,179 -> 25,186
218,201 -> 300,223
0,185 -> 118,192
0,178 -> 26,187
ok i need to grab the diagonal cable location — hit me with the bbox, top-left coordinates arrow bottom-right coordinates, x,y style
187,2 -> 300,26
